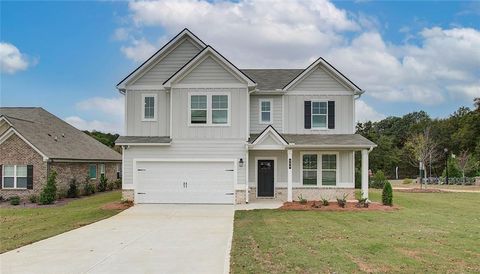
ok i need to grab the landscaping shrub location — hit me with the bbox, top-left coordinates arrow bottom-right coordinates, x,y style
28,194 -> 38,204
336,193 -> 348,208
321,197 -> 329,206
370,170 -> 388,189
10,196 -> 20,206
382,181 -> 393,206
114,179 -> 122,189
97,174 -> 107,192
83,176 -> 95,196
67,179 -> 79,198
39,171 -> 58,205
403,178 -> 413,184
297,194 -> 307,204
57,187 -> 68,200
107,182 -> 115,191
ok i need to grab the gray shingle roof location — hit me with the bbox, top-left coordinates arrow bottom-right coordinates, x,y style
116,136 -> 172,144
249,133 -> 376,148
0,107 -> 121,161
241,69 -> 303,90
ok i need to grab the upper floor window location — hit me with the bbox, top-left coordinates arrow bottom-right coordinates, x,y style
259,99 -> 272,124
142,94 -> 157,121
189,93 -> 230,126
312,101 -> 327,129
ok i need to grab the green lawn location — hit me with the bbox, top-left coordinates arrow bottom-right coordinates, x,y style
231,191 -> 480,273
0,191 -> 123,253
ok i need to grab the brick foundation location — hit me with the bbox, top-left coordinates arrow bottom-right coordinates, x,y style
122,189 -> 134,201
235,187 -> 355,204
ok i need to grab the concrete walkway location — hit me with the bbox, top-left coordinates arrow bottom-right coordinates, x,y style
0,204 -> 234,274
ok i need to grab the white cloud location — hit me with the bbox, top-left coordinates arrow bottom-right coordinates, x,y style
112,27 -> 130,41
118,0 -> 480,109
0,42 -> 31,74
65,116 -> 121,133
67,96 -> 124,133
355,100 -> 385,122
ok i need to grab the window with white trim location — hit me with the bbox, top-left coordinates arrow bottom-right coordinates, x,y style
302,154 -> 317,185
2,165 -> 27,189
142,94 -> 157,121
259,99 -> 272,124
321,154 -> 337,186
212,95 -> 228,124
312,101 -> 327,129
99,164 -> 105,176
301,152 -> 338,186
190,95 -> 207,124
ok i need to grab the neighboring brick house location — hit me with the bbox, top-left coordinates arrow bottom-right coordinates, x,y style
0,107 -> 122,199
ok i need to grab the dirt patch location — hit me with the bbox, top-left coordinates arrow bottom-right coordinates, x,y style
280,201 -> 399,212
101,200 -> 133,210
395,188 -> 444,193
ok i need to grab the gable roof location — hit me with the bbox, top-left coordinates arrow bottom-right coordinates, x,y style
163,46 -> 256,88
241,69 -> 303,90
0,107 -> 121,161
116,28 -> 206,90
249,125 -> 289,146
283,57 -> 363,93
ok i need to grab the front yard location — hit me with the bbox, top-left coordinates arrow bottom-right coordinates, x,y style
231,191 -> 480,273
0,191 -> 124,253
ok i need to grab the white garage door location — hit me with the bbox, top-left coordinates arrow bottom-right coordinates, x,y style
135,161 -> 235,204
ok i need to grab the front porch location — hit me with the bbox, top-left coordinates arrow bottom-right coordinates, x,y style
238,126 -> 376,204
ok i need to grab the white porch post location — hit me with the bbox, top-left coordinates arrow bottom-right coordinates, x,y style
361,149 -> 369,199
245,149 -> 249,204
287,149 -> 293,202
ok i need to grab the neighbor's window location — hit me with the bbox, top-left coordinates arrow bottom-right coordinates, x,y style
260,100 -> 272,124
190,95 -> 207,124
89,164 -> 97,179
142,95 -> 156,120
116,164 -> 122,179
212,95 -> 228,124
302,154 -> 317,185
322,154 -> 337,186
99,164 -> 105,176
2,165 -> 27,189
312,101 -> 327,129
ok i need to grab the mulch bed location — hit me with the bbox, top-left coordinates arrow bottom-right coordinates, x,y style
280,201 -> 399,212
101,200 -> 133,210
395,188 -> 443,193
0,199 -> 71,209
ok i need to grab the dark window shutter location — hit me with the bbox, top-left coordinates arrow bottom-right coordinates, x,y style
27,165 -> 33,189
0,165 -> 2,189
328,101 -> 335,129
304,101 -> 311,129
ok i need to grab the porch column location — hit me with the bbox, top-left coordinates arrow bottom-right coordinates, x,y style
287,149 -> 293,202
361,149 -> 369,199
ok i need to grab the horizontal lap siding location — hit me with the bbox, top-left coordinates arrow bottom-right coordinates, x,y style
249,96 -> 283,133
122,142 -> 247,189
125,90 -> 169,136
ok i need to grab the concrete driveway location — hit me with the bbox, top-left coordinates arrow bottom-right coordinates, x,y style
0,204 -> 234,274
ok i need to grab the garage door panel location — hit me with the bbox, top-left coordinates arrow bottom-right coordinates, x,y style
136,161 -> 234,204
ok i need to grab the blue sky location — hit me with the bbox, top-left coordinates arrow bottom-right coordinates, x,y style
1,0 -> 479,133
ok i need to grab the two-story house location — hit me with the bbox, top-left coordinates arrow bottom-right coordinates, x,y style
115,29 -> 376,204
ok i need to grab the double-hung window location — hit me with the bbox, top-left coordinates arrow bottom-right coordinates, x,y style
99,164 -> 105,176
302,154 -> 317,185
301,153 -> 338,186
142,94 -> 157,121
259,99 -> 272,124
321,154 -> 337,186
212,95 -> 228,124
189,93 -> 229,126
89,164 -> 97,179
2,165 -> 27,189
312,101 -> 327,129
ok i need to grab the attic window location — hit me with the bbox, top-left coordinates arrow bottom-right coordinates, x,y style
142,94 -> 157,121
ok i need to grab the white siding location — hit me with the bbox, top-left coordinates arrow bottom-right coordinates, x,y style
122,141 -> 247,189
283,94 -> 354,134
249,95 -> 283,133
171,88 -> 248,140
289,66 -> 352,93
125,89 -> 170,136
177,56 -> 243,84
130,38 -> 201,86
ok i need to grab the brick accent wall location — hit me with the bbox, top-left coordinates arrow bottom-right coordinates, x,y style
0,134 -> 47,199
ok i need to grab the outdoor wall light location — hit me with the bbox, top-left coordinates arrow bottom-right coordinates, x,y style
239,158 -> 244,167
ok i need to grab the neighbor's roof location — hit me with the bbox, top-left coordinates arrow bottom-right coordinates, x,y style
116,136 -> 172,144
0,107 -> 121,161
249,132 -> 376,148
241,69 -> 303,90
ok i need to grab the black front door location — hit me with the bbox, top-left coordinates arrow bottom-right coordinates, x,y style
258,160 -> 274,197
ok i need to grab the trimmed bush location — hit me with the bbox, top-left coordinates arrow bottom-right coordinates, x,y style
382,181 -> 393,206
97,174 -> 107,192
370,170 -> 387,189
10,196 -> 20,206
67,179 -> 79,198
114,179 -> 122,189
28,194 -> 38,203
321,197 -> 329,206
107,182 -> 115,191
83,176 -> 95,196
39,171 -> 58,205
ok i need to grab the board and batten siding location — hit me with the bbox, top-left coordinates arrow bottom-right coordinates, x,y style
283,94 -> 354,134
122,142 -> 247,189
288,66 -> 353,93
125,89 -> 170,136
129,38 -> 202,86
176,56 -> 244,84
171,88 -> 248,140
249,95 -> 283,133
248,150 -> 354,188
